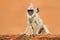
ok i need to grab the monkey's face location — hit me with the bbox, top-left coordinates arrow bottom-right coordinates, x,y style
27,9 -> 34,16
27,8 -> 39,16
26,3 -> 39,17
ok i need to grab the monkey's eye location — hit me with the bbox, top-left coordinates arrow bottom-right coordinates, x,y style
27,10 -> 34,13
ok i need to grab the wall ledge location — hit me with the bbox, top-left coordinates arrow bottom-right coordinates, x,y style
0,34 -> 60,40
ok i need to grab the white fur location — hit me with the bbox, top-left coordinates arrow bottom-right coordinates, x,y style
20,3 -> 51,35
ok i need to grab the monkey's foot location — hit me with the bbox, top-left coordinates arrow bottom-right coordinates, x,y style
20,33 -> 26,37
31,34 -> 37,37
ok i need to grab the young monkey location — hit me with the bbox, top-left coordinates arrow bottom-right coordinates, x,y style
20,3 -> 51,36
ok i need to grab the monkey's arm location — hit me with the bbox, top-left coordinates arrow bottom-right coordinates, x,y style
24,18 -> 32,34
24,23 -> 31,34
20,19 -> 31,35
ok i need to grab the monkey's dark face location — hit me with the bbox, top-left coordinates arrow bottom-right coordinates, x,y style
27,9 -> 34,16
27,8 -> 39,16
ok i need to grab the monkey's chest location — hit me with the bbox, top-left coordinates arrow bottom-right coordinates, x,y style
29,18 -> 37,29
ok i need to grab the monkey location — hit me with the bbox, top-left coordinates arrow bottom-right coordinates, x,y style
20,3 -> 51,36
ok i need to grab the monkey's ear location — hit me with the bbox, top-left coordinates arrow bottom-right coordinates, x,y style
37,8 -> 39,13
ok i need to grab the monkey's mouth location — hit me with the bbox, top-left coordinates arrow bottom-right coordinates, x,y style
27,10 -> 34,16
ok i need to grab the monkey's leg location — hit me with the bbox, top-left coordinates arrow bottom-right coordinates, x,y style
33,24 -> 43,34
34,24 -> 51,34
43,25 -> 51,34
33,18 -> 46,34
32,21 -> 43,35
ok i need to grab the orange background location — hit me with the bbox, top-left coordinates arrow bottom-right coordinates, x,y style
0,0 -> 60,35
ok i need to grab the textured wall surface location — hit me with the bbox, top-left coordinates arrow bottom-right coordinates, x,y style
0,34 -> 60,40
0,0 -> 60,35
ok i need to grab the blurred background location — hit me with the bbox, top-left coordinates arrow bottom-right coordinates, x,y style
0,0 -> 60,35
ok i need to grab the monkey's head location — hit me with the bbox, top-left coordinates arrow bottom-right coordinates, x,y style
26,3 -> 39,17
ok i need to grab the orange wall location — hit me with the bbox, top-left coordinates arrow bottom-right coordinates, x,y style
0,0 -> 60,35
